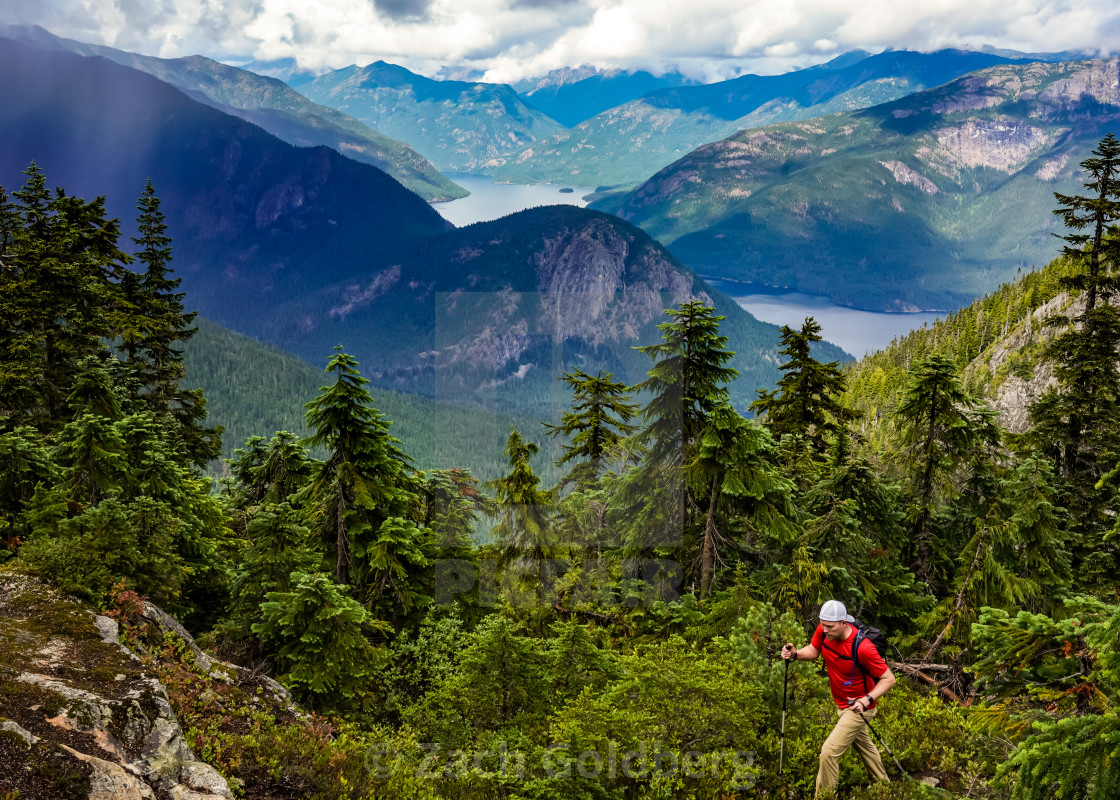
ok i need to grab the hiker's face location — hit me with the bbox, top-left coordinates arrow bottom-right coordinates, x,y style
820,620 -> 846,641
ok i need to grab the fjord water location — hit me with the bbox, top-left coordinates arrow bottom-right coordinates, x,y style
704,279 -> 944,359
431,173 -> 595,226
430,178 -> 943,358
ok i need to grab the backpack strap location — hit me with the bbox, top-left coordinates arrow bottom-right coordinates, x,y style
849,628 -> 878,691
848,629 -> 865,683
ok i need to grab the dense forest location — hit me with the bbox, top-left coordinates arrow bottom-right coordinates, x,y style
2,137 -> 1120,800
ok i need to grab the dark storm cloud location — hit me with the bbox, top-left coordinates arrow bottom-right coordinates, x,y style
373,0 -> 432,22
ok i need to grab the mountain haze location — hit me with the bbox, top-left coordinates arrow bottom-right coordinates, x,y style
0,38 -> 826,421
300,61 -> 567,172
0,24 -> 465,201
594,58 -> 1120,311
490,49 -> 1071,188
515,66 -> 697,127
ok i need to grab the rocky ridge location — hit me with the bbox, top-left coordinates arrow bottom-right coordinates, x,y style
0,571 -> 292,800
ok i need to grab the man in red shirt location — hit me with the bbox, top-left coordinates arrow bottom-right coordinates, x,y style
782,600 -> 896,796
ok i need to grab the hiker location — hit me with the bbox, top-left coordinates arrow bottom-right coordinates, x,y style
781,599 -> 896,797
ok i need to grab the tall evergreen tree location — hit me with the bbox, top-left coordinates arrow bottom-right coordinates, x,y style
544,368 -> 638,488
631,302 -> 739,550
0,165 -> 128,423
487,427 -> 553,561
750,317 -> 858,456
1028,134 -> 1120,582
129,181 -> 220,466
893,355 -> 999,585
1051,133 -> 1120,314
633,302 -> 738,467
302,347 -> 427,611
686,405 -> 795,598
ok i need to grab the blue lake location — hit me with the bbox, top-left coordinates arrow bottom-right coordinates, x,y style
431,175 -> 946,358
431,173 -> 596,227
704,278 -> 945,359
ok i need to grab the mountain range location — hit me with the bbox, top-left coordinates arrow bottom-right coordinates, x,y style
593,57 -> 1120,311
299,62 -> 567,172
489,49 -> 1076,188
0,37 -> 832,422
0,24 -> 465,201
514,66 -> 697,127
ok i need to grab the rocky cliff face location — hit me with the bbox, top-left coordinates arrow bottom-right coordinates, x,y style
964,291 -> 1109,435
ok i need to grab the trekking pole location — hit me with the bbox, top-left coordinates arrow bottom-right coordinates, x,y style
856,709 -> 908,779
779,656 -> 790,775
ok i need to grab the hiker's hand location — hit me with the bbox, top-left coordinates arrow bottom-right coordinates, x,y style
852,697 -> 869,713
781,643 -> 795,660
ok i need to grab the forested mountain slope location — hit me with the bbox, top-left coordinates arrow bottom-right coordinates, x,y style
0,25 -> 465,201
0,39 -> 824,422
594,58 -> 1120,311
185,318 -> 568,483
300,61 -> 567,172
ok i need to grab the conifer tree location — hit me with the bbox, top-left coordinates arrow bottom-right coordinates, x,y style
544,368 -> 638,488
0,165 -> 128,422
227,431 -> 315,507
254,571 -> 385,711
226,502 -> 319,639
634,302 -> 738,467
630,302 -> 738,550
1028,134 -> 1120,582
686,405 -> 795,598
893,355 -> 999,585
421,468 -> 496,554
750,317 -> 858,456
487,427 -> 553,561
302,347 -> 426,610
130,181 -> 220,466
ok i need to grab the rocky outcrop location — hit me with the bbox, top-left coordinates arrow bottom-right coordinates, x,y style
0,571 -> 233,800
964,291 -> 1109,434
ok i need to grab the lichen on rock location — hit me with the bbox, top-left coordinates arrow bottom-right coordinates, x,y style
0,571 -> 234,800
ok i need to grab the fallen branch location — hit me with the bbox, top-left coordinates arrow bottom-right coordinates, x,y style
891,661 -> 967,705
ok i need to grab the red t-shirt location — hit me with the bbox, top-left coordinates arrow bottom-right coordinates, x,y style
810,622 -> 889,709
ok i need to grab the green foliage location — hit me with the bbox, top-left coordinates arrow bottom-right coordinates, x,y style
687,405 -> 797,597
407,614 -> 549,744
971,598 -> 1120,799
549,637 -> 763,797
633,301 -> 738,467
544,368 -> 638,489
301,347 -> 428,612
892,355 -> 1000,585
751,316 -> 860,457
253,571 -> 388,711
224,501 -> 319,639
19,496 -> 188,609
487,428 -> 553,560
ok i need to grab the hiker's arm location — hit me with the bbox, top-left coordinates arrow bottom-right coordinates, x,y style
852,667 -> 896,712
869,667 -> 896,699
782,642 -> 820,661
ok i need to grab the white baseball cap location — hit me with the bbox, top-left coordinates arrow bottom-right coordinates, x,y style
819,599 -> 856,623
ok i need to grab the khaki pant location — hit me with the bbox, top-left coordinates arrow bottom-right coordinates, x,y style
815,706 -> 889,797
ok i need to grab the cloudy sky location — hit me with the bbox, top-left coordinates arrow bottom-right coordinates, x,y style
4,0 -> 1118,82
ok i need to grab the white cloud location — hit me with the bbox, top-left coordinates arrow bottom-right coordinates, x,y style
5,0 -> 1117,81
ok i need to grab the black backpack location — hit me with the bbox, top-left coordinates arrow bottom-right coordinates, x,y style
849,619 -> 890,681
